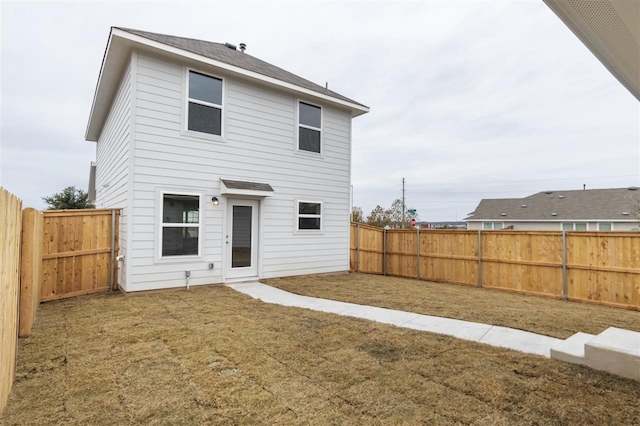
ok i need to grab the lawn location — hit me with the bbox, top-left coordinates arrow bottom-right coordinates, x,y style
1,281 -> 639,425
265,272 -> 640,339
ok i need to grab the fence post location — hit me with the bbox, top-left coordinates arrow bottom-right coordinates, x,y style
562,231 -> 567,300
356,223 -> 360,273
416,227 -> 420,280
477,230 -> 483,288
383,228 -> 387,276
109,209 -> 116,292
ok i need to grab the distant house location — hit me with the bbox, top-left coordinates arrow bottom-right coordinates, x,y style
85,27 -> 368,292
465,187 -> 640,231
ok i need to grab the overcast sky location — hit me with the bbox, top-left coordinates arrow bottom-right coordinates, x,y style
1,0 -> 638,221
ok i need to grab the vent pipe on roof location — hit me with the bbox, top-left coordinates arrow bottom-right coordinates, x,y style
239,42 -> 246,52
583,184 -> 586,190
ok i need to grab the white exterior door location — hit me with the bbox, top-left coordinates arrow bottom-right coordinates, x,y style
226,199 -> 259,279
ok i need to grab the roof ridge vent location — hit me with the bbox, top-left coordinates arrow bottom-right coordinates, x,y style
629,186 -> 638,190
545,190 -> 553,194
224,42 -> 237,50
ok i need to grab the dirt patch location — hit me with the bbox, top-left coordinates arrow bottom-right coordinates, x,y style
265,273 -> 640,339
2,284 -> 639,425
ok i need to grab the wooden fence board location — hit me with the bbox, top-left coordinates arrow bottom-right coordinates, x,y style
19,209 -> 43,337
0,188 -> 22,413
350,223 -> 640,310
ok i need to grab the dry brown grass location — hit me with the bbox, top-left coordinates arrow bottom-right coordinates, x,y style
1,283 -> 639,425
265,273 -> 640,339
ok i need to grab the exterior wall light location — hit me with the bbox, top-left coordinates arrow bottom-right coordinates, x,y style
211,196 -> 219,206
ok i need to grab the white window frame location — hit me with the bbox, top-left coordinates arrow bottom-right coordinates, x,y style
561,222 -> 589,231
182,67 -> 225,141
483,222 -> 503,230
295,199 -> 323,232
158,190 -> 203,260
296,100 -> 323,155
597,222 -> 613,231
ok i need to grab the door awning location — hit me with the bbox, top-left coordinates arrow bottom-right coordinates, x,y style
220,179 -> 274,197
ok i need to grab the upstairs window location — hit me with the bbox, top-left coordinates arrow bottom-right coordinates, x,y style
297,201 -> 322,230
298,101 -> 322,153
161,193 -> 200,257
187,71 -> 223,136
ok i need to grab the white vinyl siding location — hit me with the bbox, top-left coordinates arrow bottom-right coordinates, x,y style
95,62 -> 132,289
124,52 -> 352,291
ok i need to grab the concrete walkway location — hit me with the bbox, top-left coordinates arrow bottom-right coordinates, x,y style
226,282 -> 561,358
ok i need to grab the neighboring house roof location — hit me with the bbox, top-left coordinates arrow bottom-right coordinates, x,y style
86,27 -> 369,141
465,187 -> 640,221
543,0 -> 640,101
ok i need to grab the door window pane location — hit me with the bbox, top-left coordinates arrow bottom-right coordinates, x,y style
232,206 -> 252,268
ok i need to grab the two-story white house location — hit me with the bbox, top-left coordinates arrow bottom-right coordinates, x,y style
85,27 -> 369,292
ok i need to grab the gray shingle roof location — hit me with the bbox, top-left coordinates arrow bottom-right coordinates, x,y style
221,179 -> 274,192
466,188 -> 640,221
116,27 -> 366,108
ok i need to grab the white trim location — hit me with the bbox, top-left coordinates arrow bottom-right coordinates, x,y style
295,199 -> 323,233
111,28 -> 370,114
182,66 -> 226,141
124,50 -> 138,291
296,99 -> 323,156
156,190 -> 204,261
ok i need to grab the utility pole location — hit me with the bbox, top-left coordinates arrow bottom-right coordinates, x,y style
402,178 -> 405,229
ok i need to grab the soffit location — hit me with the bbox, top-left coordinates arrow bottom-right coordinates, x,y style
544,0 -> 640,101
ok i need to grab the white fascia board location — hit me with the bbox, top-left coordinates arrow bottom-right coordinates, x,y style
111,28 -> 370,116
85,29 -> 116,141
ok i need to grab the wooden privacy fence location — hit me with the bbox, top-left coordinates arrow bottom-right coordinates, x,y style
41,209 -> 121,301
0,200 -> 120,414
350,223 -> 640,310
